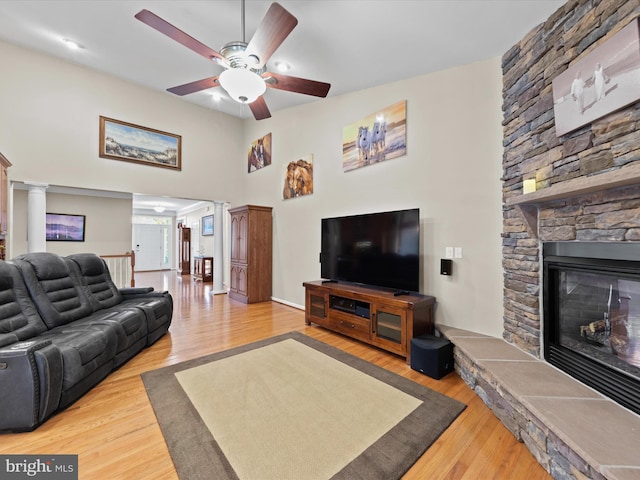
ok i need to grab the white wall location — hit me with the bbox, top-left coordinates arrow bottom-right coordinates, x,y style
242,58 -> 505,337
12,190 -> 132,256
0,40 -> 245,204
0,38 -> 505,337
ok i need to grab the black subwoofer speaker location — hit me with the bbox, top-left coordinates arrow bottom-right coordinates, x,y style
410,334 -> 454,379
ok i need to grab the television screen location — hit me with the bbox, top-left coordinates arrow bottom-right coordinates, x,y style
321,208 -> 420,292
46,213 -> 86,242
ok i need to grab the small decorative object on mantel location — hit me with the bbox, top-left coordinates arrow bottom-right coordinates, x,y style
248,132 -> 272,173
99,116 -> 181,170
523,178 -> 537,194
552,18 -> 640,137
282,155 -> 313,200
342,100 -> 407,172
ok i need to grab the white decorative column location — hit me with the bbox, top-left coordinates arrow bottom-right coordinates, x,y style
212,201 -> 226,294
25,182 -> 48,253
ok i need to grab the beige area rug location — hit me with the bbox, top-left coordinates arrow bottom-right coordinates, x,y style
142,332 -> 465,480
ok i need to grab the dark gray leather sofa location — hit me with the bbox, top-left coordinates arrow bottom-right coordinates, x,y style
0,252 -> 172,432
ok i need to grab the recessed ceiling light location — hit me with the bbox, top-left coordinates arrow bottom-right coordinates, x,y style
275,61 -> 290,73
62,38 -> 83,50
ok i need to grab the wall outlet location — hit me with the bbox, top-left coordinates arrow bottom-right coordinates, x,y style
454,247 -> 463,259
445,247 -> 454,259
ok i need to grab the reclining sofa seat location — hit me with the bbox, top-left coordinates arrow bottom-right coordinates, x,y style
65,253 -> 173,346
14,252 -> 148,369
0,252 -> 172,431
0,260 -> 65,429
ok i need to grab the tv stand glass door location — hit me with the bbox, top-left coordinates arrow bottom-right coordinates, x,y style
372,305 -> 406,355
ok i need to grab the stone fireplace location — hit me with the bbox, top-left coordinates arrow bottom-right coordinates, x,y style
542,241 -> 640,415
501,0 -> 640,361
462,1 -> 640,477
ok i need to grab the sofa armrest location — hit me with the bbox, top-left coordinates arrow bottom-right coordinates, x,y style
119,287 -> 155,295
0,340 -> 63,432
120,288 -> 171,302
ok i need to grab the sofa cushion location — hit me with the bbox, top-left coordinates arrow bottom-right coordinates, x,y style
0,262 -> 48,347
68,253 -> 172,346
39,325 -> 117,390
73,309 -> 147,366
14,253 -> 93,328
121,297 -> 171,334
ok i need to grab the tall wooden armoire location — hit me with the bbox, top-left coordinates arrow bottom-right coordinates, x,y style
177,225 -> 191,275
228,205 -> 272,303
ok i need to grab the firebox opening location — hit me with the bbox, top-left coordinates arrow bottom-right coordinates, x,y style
543,242 -> 640,416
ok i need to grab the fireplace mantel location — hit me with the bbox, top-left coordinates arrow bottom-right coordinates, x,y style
505,162 -> 640,238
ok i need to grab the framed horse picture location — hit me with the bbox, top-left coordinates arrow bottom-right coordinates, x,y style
342,101 -> 407,172
247,133 -> 272,173
282,155 -> 313,200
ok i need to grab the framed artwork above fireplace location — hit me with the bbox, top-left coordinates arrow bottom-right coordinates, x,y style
552,18 -> 640,137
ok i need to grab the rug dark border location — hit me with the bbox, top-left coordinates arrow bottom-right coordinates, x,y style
141,332 -> 466,480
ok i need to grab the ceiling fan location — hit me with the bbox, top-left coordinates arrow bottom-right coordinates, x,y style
135,1 -> 331,120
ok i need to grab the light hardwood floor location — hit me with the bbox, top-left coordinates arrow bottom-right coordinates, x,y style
2,271 -> 551,479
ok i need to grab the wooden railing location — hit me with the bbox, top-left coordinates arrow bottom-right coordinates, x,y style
100,252 -> 135,288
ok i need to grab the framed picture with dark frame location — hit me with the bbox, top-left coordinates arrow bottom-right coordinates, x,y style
99,116 -> 182,170
202,215 -> 214,236
46,213 -> 86,242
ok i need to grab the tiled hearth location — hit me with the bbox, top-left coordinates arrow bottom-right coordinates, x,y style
438,325 -> 640,480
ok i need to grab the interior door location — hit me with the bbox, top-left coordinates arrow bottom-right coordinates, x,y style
134,224 -> 170,271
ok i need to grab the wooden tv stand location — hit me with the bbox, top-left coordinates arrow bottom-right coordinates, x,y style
303,280 -> 435,364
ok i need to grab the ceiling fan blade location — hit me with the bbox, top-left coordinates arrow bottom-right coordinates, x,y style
135,9 -> 224,63
249,96 -> 271,120
167,76 -> 220,96
264,73 -> 331,97
245,3 -> 298,69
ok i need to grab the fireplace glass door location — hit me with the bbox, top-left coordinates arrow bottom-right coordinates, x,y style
554,269 -> 640,373
543,242 -> 640,415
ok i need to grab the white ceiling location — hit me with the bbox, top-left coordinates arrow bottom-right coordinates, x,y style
0,0 -> 566,120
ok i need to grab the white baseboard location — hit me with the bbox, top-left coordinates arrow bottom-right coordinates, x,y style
271,297 -> 304,310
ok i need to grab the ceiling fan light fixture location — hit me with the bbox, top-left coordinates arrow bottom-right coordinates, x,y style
218,68 -> 266,104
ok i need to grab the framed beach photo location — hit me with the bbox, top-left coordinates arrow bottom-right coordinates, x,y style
99,116 -> 182,170
552,18 -> 640,137
46,213 -> 86,242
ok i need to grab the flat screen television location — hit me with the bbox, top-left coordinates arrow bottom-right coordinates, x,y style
320,208 -> 420,292
45,213 -> 86,242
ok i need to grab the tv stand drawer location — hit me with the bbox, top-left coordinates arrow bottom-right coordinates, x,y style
328,312 -> 370,342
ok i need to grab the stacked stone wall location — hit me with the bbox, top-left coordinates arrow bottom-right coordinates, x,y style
502,0 -> 640,356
